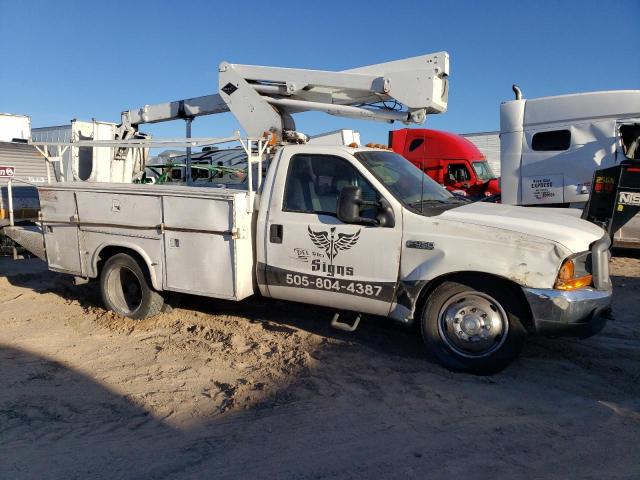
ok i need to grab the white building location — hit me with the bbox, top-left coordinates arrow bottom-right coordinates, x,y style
460,131 -> 501,177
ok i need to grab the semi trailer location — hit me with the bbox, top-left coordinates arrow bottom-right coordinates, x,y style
5,52 -> 612,373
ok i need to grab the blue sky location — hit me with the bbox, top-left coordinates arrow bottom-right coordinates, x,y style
1,0 -> 638,144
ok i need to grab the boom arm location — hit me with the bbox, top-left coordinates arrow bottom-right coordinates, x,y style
120,52 -> 449,141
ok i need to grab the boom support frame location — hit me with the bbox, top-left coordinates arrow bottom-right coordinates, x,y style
119,52 -> 450,141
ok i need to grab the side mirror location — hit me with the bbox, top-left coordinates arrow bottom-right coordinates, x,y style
337,186 -> 386,226
337,186 -> 365,223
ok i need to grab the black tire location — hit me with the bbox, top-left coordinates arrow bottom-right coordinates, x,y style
420,277 -> 527,374
100,253 -> 164,320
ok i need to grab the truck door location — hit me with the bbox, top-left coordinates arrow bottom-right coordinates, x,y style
263,152 -> 402,316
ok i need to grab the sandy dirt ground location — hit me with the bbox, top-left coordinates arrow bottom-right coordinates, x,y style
0,254 -> 639,479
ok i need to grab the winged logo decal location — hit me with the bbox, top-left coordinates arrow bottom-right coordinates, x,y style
308,226 -> 360,265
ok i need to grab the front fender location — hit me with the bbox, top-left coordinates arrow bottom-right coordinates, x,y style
401,217 -> 570,290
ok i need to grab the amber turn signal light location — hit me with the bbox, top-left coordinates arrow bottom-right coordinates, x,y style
554,259 -> 592,290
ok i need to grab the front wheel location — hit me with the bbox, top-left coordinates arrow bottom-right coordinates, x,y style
420,278 -> 527,374
100,253 -> 164,319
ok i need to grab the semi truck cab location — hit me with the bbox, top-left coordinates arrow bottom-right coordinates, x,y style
389,128 -> 500,199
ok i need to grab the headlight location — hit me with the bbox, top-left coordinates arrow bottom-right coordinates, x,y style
554,252 -> 593,290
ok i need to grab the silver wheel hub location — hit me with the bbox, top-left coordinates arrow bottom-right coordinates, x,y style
437,292 -> 508,358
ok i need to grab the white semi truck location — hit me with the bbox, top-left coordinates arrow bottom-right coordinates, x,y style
5,53 -> 613,373
500,87 -> 640,246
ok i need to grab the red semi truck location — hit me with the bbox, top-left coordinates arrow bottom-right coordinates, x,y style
389,128 -> 500,199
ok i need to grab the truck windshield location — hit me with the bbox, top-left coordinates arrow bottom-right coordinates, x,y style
355,150 -> 465,214
471,161 -> 495,181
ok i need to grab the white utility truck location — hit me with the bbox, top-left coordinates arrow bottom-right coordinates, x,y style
6,53 -> 613,373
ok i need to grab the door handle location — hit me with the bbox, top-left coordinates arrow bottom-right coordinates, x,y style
270,224 -> 283,243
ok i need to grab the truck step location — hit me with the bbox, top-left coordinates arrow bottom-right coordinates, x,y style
330,312 -> 362,332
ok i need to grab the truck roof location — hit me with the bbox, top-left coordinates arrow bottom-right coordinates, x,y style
503,90 -> 640,126
391,128 -> 485,161
279,144 -> 385,155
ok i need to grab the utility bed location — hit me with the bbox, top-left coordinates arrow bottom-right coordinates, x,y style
36,183 -> 255,301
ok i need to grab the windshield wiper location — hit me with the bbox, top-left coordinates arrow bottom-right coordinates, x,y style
411,198 -> 458,206
448,197 -> 471,204
410,198 -> 468,214
410,199 -> 449,209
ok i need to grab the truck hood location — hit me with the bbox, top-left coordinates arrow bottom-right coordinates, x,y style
439,202 -> 604,253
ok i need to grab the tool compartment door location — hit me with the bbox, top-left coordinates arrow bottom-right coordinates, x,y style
162,195 -> 237,299
39,188 -> 83,274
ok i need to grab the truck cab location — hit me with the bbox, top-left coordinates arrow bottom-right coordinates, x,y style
500,90 -> 640,207
389,128 -> 500,199
499,89 -> 640,246
254,144 -> 612,372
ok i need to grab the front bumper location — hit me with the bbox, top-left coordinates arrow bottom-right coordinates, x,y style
523,287 -> 612,338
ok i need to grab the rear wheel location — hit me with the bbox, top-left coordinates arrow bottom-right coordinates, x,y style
420,278 -> 527,374
100,253 -> 164,319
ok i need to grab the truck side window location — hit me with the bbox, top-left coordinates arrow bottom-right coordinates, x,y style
447,164 -> 470,183
283,154 -> 378,217
531,130 -> 571,151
